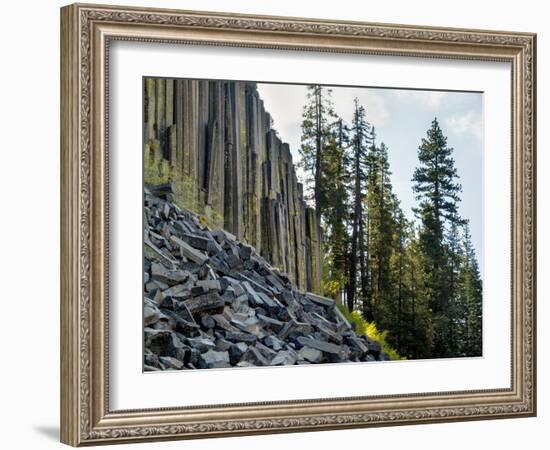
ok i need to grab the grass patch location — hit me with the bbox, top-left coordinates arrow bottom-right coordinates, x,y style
336,303 -> 406,361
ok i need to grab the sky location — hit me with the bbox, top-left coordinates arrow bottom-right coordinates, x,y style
256,83 -> 484,278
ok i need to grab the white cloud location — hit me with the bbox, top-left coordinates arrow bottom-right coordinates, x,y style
390,89 -> 449,110
257,83 -> 307,153
444,111 -> 482,139
331,87 -> 389,127
256,84 -> 390,152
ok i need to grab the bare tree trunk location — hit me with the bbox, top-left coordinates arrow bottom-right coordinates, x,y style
314,87 -> 322,222
348,132 -> 362,312
397,216 -> 404,353
359,214 -> 369,319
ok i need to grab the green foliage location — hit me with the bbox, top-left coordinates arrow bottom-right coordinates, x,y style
364,136 -> 398,323
306,104 -> 483,360
346,99 -> 372,312
322,119 -> 350,296
300,87 -> 351,302
299,85 -> 339,214
410,118 -> 475,358
336,303 -> 405,361
143,141 -> 223,229
321,252 -> 347,299
458,223 -> 483,356
412,118 -> 462,224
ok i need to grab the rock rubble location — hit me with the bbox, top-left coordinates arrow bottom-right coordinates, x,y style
144,184 -> 390,371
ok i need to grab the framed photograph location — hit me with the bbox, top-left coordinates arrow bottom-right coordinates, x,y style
60,3 -> 536,446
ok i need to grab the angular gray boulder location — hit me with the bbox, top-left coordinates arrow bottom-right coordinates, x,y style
144,187 -> 389,371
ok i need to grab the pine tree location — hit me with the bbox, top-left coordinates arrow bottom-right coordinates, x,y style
365,138 -> 397,323
402,230 -> 431,358
299,85 -> 339,220
412,117 -> 463,357
445,220 -> 465,356
346,98 -> 371,312
460,223 -> 483,356
321,119 -> 351,299
387,203 -> 407,353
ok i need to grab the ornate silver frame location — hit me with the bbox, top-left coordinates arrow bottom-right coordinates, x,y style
60,3 -> 536,446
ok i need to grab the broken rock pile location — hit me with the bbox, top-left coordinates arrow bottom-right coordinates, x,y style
144,183 -> 389,370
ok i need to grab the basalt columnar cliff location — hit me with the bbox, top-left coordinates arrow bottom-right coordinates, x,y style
144,79 -> 321,293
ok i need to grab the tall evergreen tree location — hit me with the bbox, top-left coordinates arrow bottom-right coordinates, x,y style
402,229 -> 431,358
460,223 -> 483,356
299,85 -> 338,221
365,139 -> 397,322
322,119 -> 350,299
412,117 -> 463,357
385,202 -> 407,352
445,220 -> 465,356
346,98 -> 371,312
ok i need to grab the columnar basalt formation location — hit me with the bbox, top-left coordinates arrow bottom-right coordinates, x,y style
144,79 -> 321,293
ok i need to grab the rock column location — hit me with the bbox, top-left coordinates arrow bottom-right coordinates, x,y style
144,79 -> 322,293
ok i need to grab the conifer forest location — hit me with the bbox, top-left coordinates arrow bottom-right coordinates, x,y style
298,86 -> 482,359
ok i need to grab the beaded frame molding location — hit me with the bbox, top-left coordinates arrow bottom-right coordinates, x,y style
60,3 -> 536,446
